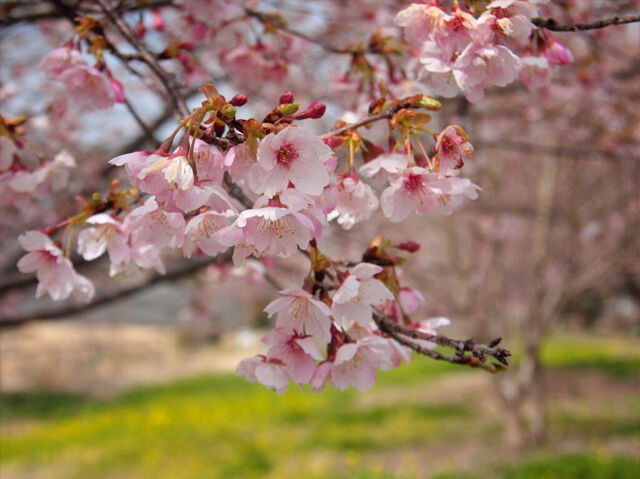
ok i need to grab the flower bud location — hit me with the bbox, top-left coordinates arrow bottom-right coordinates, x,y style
279,91 -> 294,104
417,95 -> 442,111
395,241 -> 420,253
544,38 -> 573,66
221,104 -> 236,118
230,94 -> 248,106
296,102 -> 326,120
279,103 -> 299,116
152,8 -> 165,31
109,77 -> 125,103
134,20 -> 146,39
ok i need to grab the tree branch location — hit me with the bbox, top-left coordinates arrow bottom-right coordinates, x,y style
533,15 -> 640,32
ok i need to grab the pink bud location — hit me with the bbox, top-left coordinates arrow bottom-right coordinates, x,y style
180,42 -> 195,52
152,8 -> 165,31
109,77 -> 125,103
545,38 -> 573,66
296,102 -> 326,120
279,91 -> 294,104
230,94 -> 248,106
396,241 -> 421,253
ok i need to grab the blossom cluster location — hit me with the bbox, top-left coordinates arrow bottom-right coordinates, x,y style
237,266 -> 450,393
396,1 -> 574,102
39,45 -> 122,110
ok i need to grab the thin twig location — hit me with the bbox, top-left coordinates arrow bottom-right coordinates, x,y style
533,15 -> 640,32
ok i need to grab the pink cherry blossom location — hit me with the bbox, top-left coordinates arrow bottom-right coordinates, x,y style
439,176 -> 481,214
331,337 -> 395,391
380,167 -> 452,222
255,127 -> 333,196
17,231 -> 94,302
434,125 -> 474,174
192,139 -> 225,184
77,214 -> 130,276
331,263 -> 394,330
544,38 -> 574,66
398,286 -> 426,314
264,287 -> 332,345
127,198 -> 185,249
359,153 -> 408,183
215,206 -> 316,264
519,55 -> 551,89
183,210 -> 236,258
58,65 -> 116,109
327,174 -> 379,230
38,46 -> 84,81
236,355 -> 290,394
394,4 -> 445,48
262,327 -> 323,384
411,317 -> 451,350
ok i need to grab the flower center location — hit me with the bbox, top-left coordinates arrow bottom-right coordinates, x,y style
403,173 -> 424,193
276,143 -> 298,168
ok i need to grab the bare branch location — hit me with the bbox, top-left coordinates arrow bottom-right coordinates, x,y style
533,15 -> 640,32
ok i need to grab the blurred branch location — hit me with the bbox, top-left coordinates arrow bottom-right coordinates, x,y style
0,254 -> 230,328
373,312 -> 511,372
533,15 -> 640,31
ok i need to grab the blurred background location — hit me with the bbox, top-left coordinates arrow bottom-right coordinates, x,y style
1,1 -> 639,478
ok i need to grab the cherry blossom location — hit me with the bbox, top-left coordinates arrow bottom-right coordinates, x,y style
0,136 -> 16,171
215,206 -> 317,264
183,210 -> 236,258
254,127 -> 333,197
77,214 -> 130,276
331,337 -> 395,391
264,287 -> 332,345
236,355 -> 290,394
331,263 -> 394,330
327,174 -> 379,230
58,65 -> 116,109
380,167 -> 452,222
262,327 -> 323,384
434,125 -> 474,174
16,231 -> 94,302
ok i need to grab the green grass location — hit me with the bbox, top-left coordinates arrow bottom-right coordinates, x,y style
1,334 -> 639,479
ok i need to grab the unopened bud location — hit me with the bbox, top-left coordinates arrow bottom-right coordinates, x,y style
221,104 -> 236,118
296,102 -> 326,120
134,20 -> 146,39
230,94 -> 248,107
417,95 -> 441,111
279,103 -> 299,116
152,8 -> 165,31
91,193 -> 102,206
279,91 -> 294,104
396,241 -> 421,253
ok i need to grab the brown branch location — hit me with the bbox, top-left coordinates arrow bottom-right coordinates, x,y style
533,15 -> 640,32
374,312 -> 511,372
324,100 -> 415,137
0,254 -> 229,328
95,0 -> 189,117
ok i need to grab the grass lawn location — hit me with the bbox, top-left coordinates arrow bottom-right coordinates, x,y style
1,333 -> 639,478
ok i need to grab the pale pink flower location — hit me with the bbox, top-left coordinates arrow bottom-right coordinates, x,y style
309,360 -> 334,392
395,4 -> 445,47
435,10 -> 480,58
264,287 -> 332,345
17,231 -> 95,302
398,287 -> 426,315
380,167 -> 451,222
127,198 -> 185,249
215,206 -> 316,264
453,43 -> 520,102
192,139 -> 225,184
359,153 -> 407,183
236,356 -> 289,394
58,65 -> 116,109
439,176 -> 481,214
77,214 -> 130,276
38,46 -> 84,80
434,125 -> 474,173
327,174 -> 379,230
331,263 -> 393,330
0,136 -> 17,171
331,337 -> 394,391
262,327 -> 323,384
183,210 -> 235,258
478,1 -> 537,45
519,55 -> 551,89
255,127 -> 333,196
